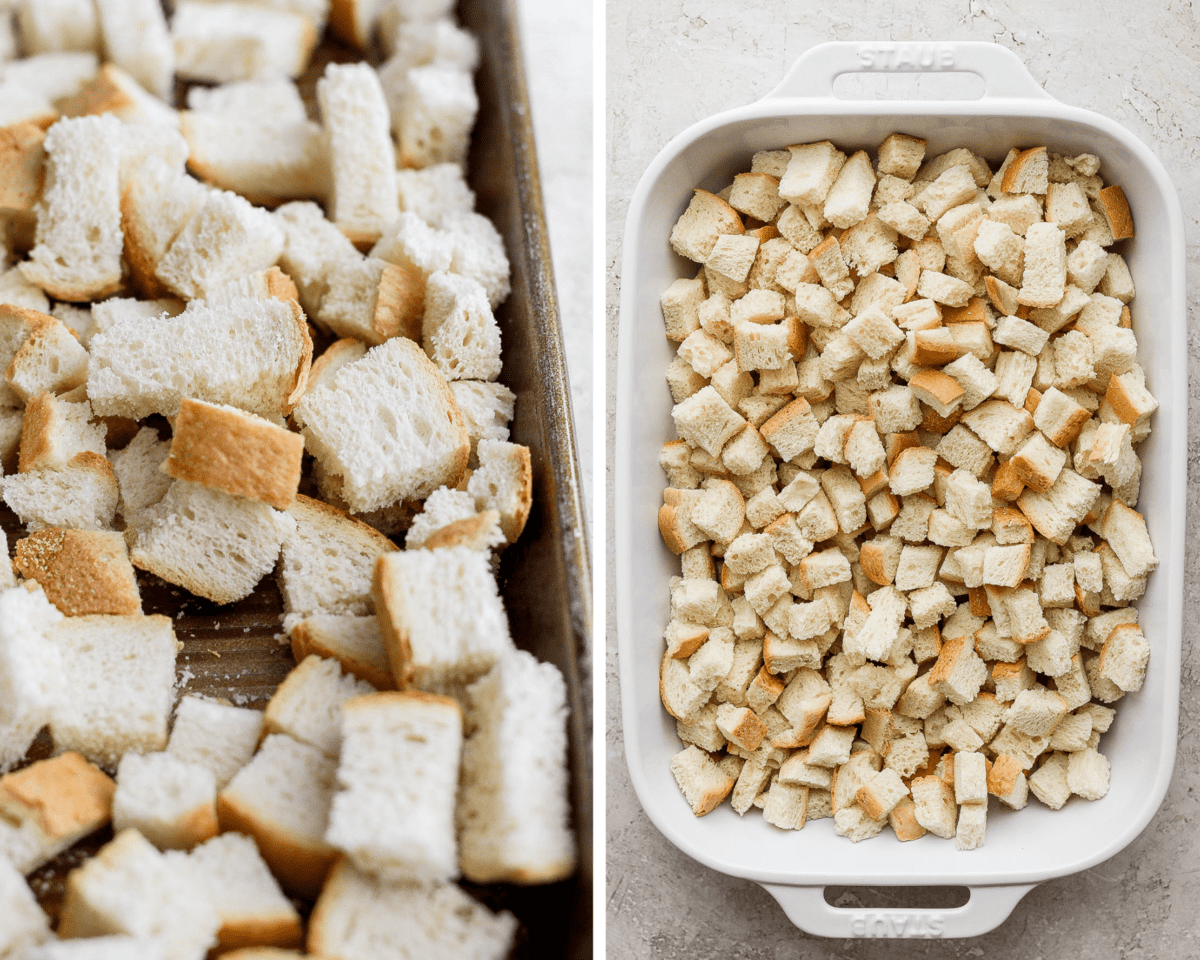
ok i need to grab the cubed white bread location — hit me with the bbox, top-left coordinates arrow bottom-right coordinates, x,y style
319,255 -> 424,346
1,452 -> 119,531
372,545 -> 513,694
119,156 -> 209,300
164,399 -> 304,510
378,7 -> 477,66
186,78 -> 307,123
112,752 -> 218,851
172,2 -> 318,84
271,207 -> 348,302
12,528 -> 141,617
290,614 -> 395,691
3,52 -> 99,104
154,189 -> 285,300
117,123 -> 190,192
393,162 -> 475,228
466,438 -> 532,544
0,267 -> 52,316
441,210 -> 511,310
318,61 -> 399,246
109,426 -> 172,527
370,211 -> 455,285
167,696 -> 264,790
325,691 -> 462,882
181,111 -> 328,206
2,309 -> 89,405
17,394 -> 106,473
57,828 -> 221,957
217,733 -> 338,899
387,63 -> 477,170
129,479 -> 296,605
19,115 -> 123,302
404,485 -> 504,552
292,336 -> 469,511
16,0 -> 99,57
59,61 -> 174,129
0,855 -> 48,954
0,751 -> 115,872
93,0 -> 174,101
264,655 -> 375,759
307,858 -> 517,960
170,832 -> 302,954
303,339 -> 369,403
87,295 -> 312,420
422,270 -> 501,381
45,614 -> 176,769
277,494 -> 397,630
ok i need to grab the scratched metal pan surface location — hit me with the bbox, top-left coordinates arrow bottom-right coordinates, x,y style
2,0 -> 593,954
615,41 -> 1184,939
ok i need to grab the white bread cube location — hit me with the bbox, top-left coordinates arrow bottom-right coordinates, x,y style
20,115 -> 123,302
910,775 -> 956,839
307,859 -> 516,960
326,691 -> 462,883
167,696 -> 264,790
1,452 -> 119,532
953,751 -> 988,805
372,545 -> 513,694
112,752 -> 219,851
422,270 -> 502,381
57,829 -> 221,956
264,655 -> 375,759
1066,747 -> 1111,801
669,189 -> 744,263
1017,222 -> 1067,308
130,479 -> 297,605
955,800 -> 987,851
1098,623 -> 1150,693
1029,752 -> 1072,809
390,64 -> 477,170
0,854 -> 48,953
47,614 -> 177,769
93,0 -> 174,101
823,150 -> 875,229
779,141 -> 845,206
172,3 -> 318,84
170,832 -> 301,955
318,61 -> 400,246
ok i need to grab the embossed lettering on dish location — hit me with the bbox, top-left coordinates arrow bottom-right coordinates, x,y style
849,912 -> 946,938
857,42 -> 955,70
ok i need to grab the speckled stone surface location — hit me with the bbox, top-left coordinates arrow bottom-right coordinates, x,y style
605,2 -> 1200,956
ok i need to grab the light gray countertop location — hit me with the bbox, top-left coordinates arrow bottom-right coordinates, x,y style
605,2 -> 1200,955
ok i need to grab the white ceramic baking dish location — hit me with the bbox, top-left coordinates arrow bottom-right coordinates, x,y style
615,40 -> 1185,940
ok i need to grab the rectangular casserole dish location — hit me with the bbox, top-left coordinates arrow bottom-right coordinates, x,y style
615,40 -> 1184,940
3,1 -> 593,954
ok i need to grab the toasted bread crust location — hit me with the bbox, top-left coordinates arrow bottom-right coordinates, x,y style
372,263 -> 425,344
14,528 -> 141,616
422,509 -> 501,551
372,555 -> 413,689
290,618 -> 396,691
0,121 -> 45,212
165,398 -> 306,510
216,792 -> 336,901
120,178 -> 173,300
0,752 -> 115,843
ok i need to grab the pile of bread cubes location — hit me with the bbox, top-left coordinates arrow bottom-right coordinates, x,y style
657,132 -> 1159,851
0,0 -> 575,958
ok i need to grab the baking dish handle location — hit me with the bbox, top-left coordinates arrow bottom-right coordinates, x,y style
760,881 -> 1038,939
763,40 -> 1055,102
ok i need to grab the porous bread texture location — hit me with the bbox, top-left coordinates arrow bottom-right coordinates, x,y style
389,62 -> 478,169
448,379 -> 515,461
422,269 -> 502,381
458,650 -> 576,884
273,200 -> 362,318
168,832 -> 302,954
292,336 -> 468,512
165,398 -> 305,510
217,733 -> 338,900
2,451 -> 119,531
655,136 -> 1157,849
109,426 -> 172,527
14,528 -> 141,616
441,210 -> 511,310
93,0 -> 174,101
167,696 -> 265,791
378,8 -> 478,67
172,2 -> 318,84
0,305 -> 90,406
307,859 -> 517,960
264,655 -> 375,759
17,394 -> 107,474
19,114 -> 124,302
186,78 -> 308,123
111,751 -> 219,851
87,295 -> 312,420
318,61 -> 399,246
57,828 -> 222,958
181,110 -> 328,206
467,438 -> 532,543
0,585 -> 65,772
47,614 -> 178,769
405,485 -> 505,552
154,189 -> 285,300
394,162 -> 476,226
277,494 -> 398,629
120,156 -> 210,300
290,614 -> 395,691
372,545 -> 513,695
325,691 -> 462,883
129,479 -> 297,605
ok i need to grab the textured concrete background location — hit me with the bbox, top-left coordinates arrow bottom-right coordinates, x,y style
605,1 -> 1200,955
